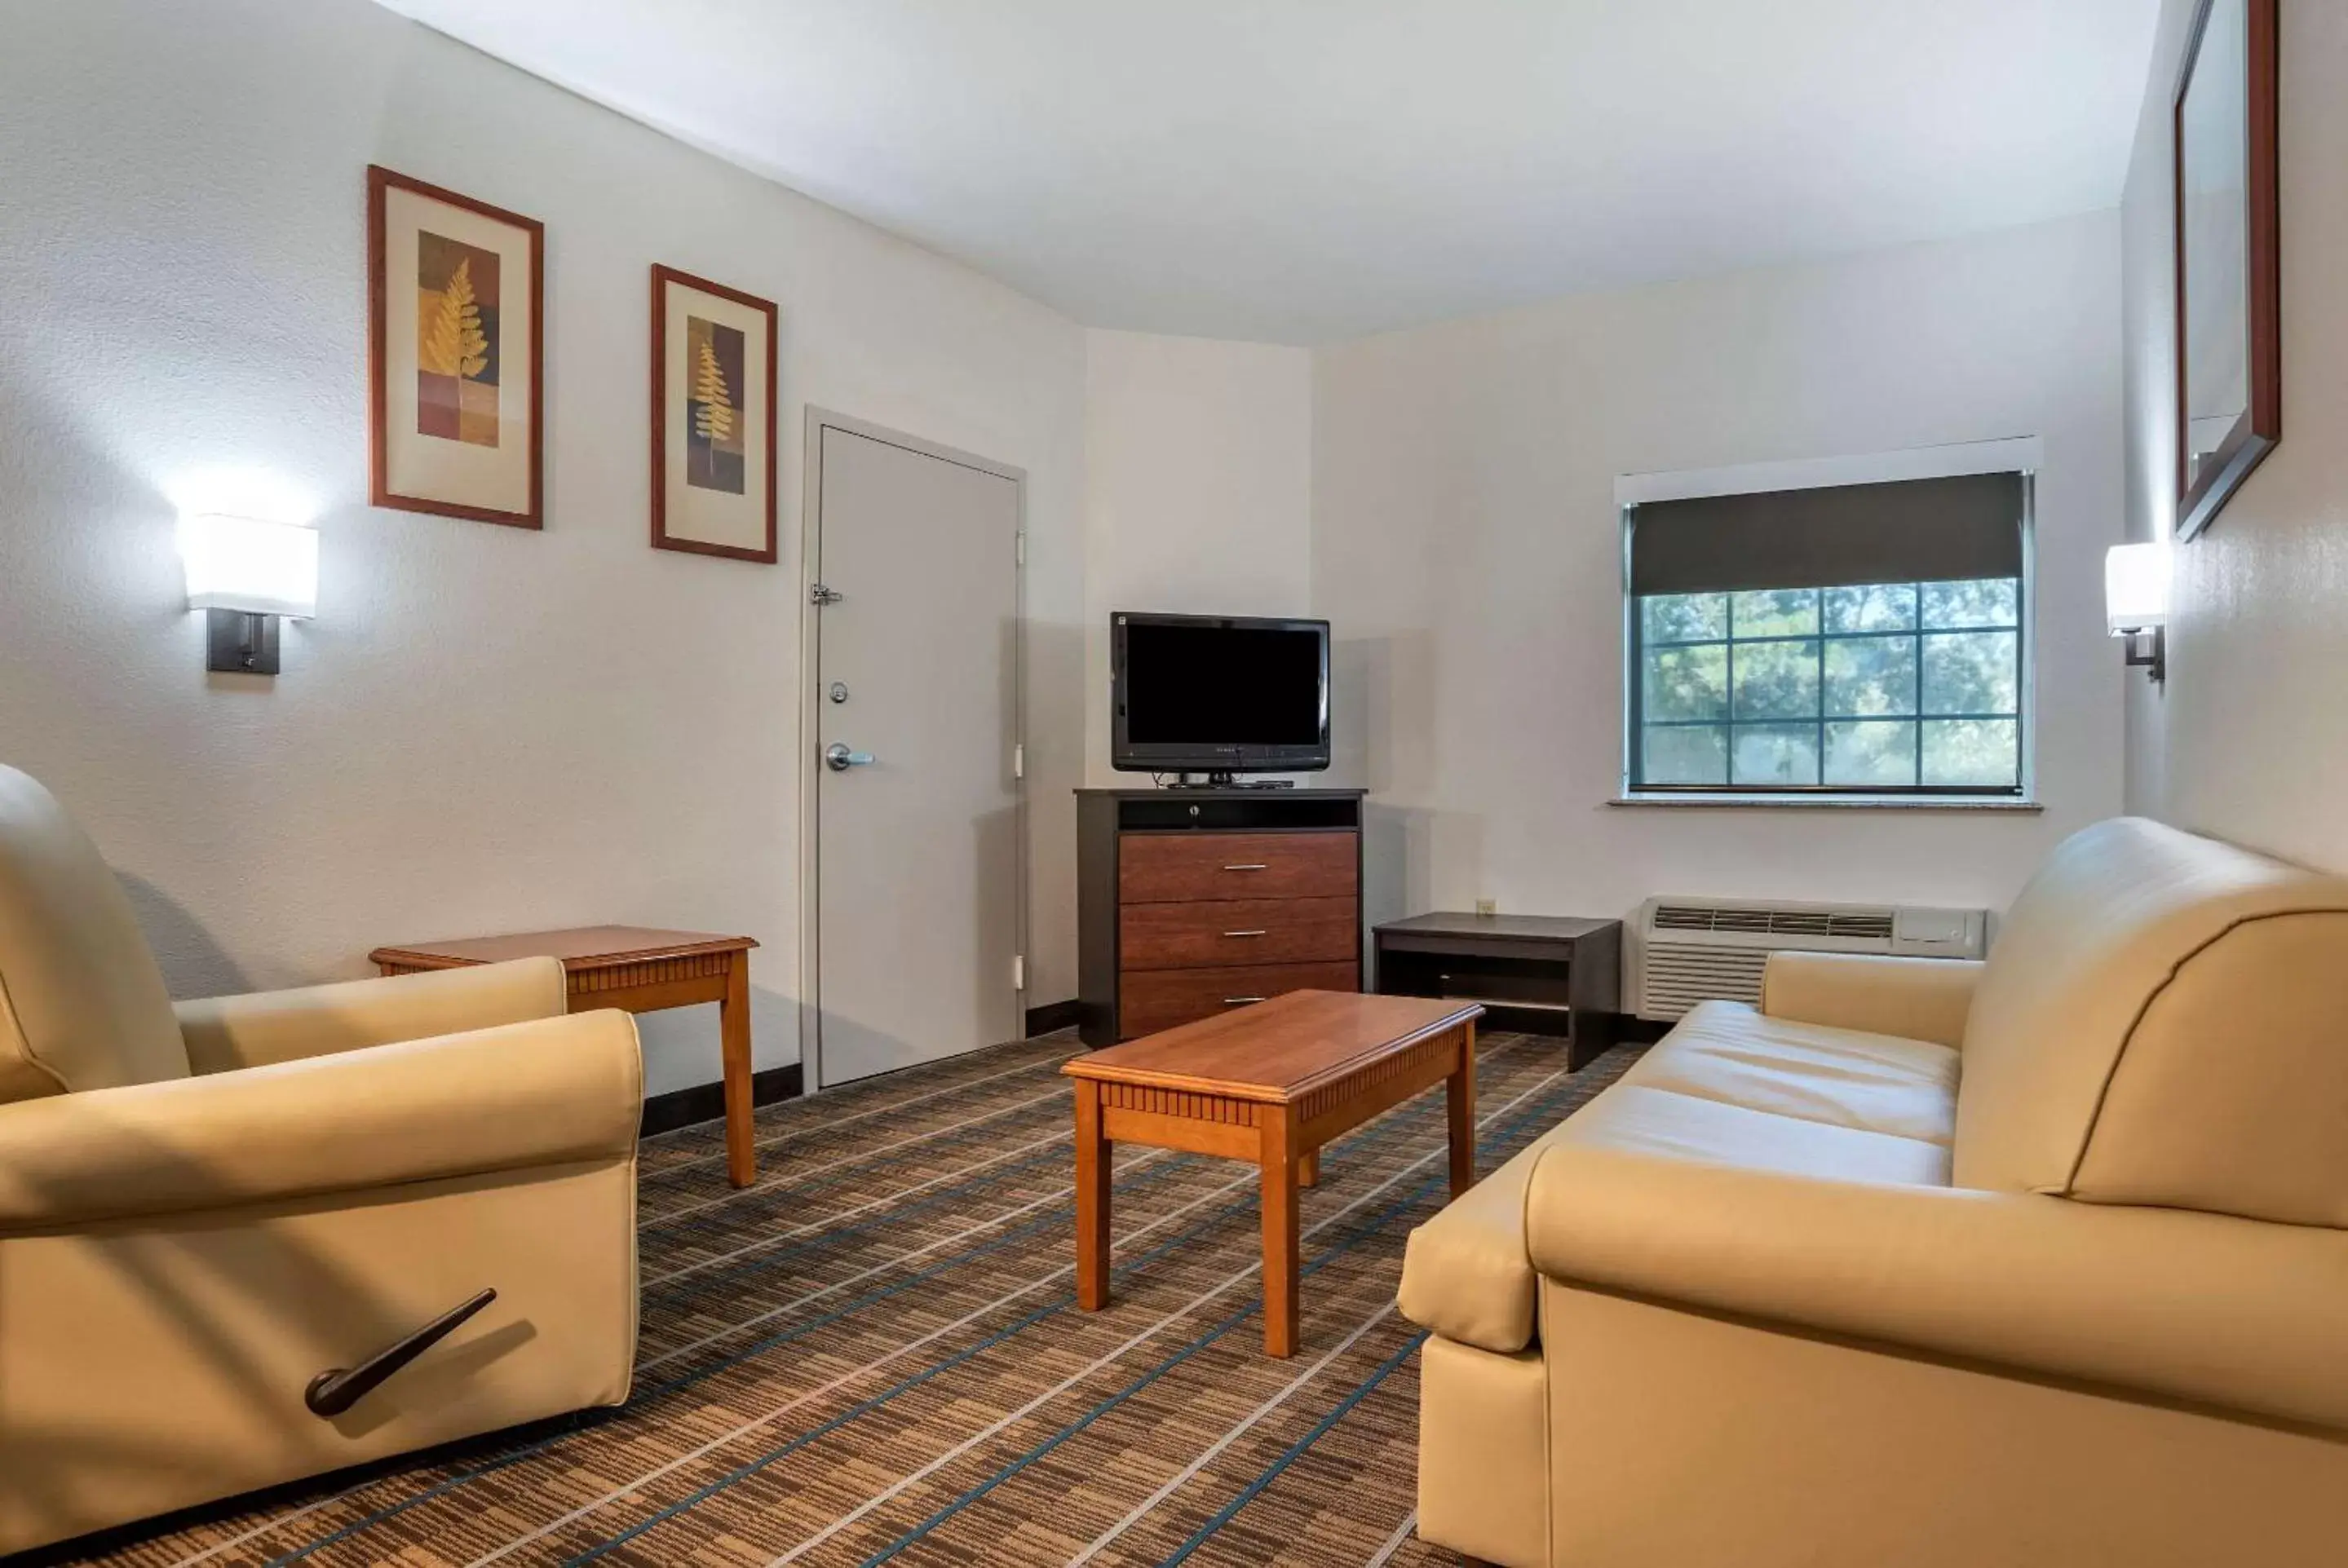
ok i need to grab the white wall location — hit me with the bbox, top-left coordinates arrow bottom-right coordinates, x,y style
2120,0 -> 2348,869
1081,329 -> 1314,782
1312,213 -> 2127,931
0,0 -> 1088,1095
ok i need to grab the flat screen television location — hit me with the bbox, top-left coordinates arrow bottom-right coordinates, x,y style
1112,612 -> 1331,778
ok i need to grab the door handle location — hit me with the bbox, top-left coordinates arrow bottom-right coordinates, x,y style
825,743 -> 876,771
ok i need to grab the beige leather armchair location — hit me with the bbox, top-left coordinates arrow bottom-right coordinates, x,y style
0,766 -> 643,1555
1401,818 -> 2348,1566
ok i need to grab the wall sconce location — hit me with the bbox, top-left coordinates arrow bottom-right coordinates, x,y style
178,513 -> 318,674
2104,541 -> 2171,685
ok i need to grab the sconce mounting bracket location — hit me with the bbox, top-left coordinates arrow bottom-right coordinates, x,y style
206,608 -> 281,675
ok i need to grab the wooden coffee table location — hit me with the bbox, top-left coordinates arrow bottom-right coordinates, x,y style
369,925 -> 760,1187
1063,989 -> 1483,1356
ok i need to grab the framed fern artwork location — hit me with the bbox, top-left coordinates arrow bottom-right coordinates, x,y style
365,166 -> 544,528
650,265 -> 778,563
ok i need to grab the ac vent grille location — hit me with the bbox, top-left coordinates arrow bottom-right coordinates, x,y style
1650,902 -> 1896,940
1643,943 -> 1771,1011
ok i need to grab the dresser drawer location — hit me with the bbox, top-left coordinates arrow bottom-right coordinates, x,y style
1118,961 -> 1360,1040
1121,896 -> 1358,971
1119,832 -> 1356,903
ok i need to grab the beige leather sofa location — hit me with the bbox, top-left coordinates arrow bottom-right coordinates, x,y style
1399,816 -> 2348,1567
0,767 -> 643,1555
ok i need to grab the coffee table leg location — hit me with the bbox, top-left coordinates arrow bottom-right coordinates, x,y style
1262,1107 -> 1300,1357
722,952 -> 756,1189
1446,1021 -> 1478,1200
1297,1149 -> 1319,1189
1075,1080 -> 1111,1311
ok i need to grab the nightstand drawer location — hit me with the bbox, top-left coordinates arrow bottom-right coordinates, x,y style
1118,832 -> 1356,903
1118,961 -> 1360,1040
1121,897 -> 1358,970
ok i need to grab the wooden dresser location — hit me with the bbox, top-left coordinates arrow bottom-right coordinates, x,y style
1075,788 -> 1367,1046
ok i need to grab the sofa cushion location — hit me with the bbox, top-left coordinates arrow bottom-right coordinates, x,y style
1955,817 -> 2348,1219
2071,909 -> 2348,1227
0,768 -> 188,1102
1620,1000 -> 1958,1145
1400,1076 -> 1948,1355
1555,1084 -> 1949,1186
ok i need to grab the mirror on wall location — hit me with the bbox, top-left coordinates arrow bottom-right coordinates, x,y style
2171,0 -> 2279,540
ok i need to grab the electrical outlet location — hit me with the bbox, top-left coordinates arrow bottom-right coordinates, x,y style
1475,898 -> 1497,917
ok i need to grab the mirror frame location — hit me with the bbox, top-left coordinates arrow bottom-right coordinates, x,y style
2170,0 -> 2280,541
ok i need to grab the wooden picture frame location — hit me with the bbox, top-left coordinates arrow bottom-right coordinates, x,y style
2171,0 -> 2279,541
367,166 -> 544,529
651,264 -> 779,563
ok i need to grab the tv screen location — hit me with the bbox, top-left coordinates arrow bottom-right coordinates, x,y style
1112,612 -> 1330,774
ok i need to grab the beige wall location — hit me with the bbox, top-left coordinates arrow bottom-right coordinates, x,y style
0,1 -> 2156,1099
2120,0 -> 2348,869
1081,329 -> 1315,783
0,0 -> 1089,1094
1312,213 -> 2128,930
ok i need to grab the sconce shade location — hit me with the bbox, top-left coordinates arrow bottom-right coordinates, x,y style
2104,541 -> 2171,635
179,514 -> 317,619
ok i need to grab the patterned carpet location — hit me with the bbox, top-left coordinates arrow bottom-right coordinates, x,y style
65,1029 -> 1637,1568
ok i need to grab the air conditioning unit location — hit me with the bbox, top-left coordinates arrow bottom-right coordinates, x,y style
1632,897 -> 1988,1022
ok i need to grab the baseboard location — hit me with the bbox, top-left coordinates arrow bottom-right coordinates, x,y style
639,1062 -> 804,1138
1024,997 -> 1084,1036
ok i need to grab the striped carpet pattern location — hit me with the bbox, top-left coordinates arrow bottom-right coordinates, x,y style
78,1030 -> 1637,1568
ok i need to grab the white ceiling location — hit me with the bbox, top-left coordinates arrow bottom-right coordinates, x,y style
377,0 -> 2160,345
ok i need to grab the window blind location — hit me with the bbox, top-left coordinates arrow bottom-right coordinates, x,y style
1629,472 -> 2025,597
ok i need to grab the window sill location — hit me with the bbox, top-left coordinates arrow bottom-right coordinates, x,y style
1610,793 -> 2042,813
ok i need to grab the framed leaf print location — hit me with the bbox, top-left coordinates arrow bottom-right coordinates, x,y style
651,265 -> 778,563
367,166 -> 544,528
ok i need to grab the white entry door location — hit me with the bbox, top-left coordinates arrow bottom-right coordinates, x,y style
809,414 -> 1024,1088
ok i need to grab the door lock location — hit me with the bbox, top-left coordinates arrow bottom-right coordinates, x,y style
825,743 -> 876,771
829,681 -> 850,704
810,582 -> 845,607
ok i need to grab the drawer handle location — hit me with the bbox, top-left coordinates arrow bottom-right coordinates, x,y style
1223,995 -> 1270,1005
1223,863 -> 1270,872
1222,929 -> 1267,939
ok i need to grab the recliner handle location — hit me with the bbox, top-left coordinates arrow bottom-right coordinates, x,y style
306,1288 -> 497,1418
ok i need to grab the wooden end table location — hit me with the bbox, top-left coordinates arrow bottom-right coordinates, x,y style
1063,989 -> 1483,1357
1373,912 -> 1622,1071
369,925 -> 761,1187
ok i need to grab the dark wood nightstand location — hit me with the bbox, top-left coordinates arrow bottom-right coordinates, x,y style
1372,912 -> 1623,1069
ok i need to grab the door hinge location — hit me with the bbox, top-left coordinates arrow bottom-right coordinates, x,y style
1013,954 -> 1026,991
1015,532 -> 1026,567
1013,742 -> 1025,780
810,582 -> 844,607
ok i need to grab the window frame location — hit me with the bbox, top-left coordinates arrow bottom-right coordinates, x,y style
1617,468 -> 2036,806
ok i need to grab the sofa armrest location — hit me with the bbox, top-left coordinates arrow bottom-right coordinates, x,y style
176,957 -> 569,1072
0,1009 -> 639,1230
1399,1118 -> 1583,1354
1523,1140 -> 2348,1433
1759,952 -> 1980,1048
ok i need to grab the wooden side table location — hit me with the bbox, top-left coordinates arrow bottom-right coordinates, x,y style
369,925 -> 762,1187
1373,912 -> 1623,1070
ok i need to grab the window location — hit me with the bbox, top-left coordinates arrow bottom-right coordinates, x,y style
1625,470 -> 2029,798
